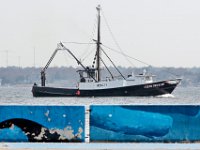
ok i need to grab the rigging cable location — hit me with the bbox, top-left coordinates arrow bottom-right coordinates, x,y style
81,47 -> 96,63
101,10 -> 135,67
101,47 -> 126,80
102,44 -> 150,66
99,57 -> 114,79
62,42 -> 96,63
102,44 -> 179,78
63,16 -> 97,62
79,17 -> 98,59
101,10 -> 179,78
62,42 -> 95,45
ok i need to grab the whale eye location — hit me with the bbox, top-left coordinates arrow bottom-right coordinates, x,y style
108,114 -> 112,117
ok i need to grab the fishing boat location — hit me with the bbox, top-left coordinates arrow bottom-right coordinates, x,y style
32,5 -> 181,97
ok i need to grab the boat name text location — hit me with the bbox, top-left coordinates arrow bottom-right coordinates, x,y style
97,83 -> 107,87
144,83 -> 165,89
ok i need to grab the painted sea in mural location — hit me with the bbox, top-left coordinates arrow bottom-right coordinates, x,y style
0,106 -> 85,142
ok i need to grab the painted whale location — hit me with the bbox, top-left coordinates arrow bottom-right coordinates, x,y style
90,106 -> 173,138
121,106 -> 200,116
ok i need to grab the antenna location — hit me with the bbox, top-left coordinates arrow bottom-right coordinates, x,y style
5,50 -> 9,67
18,56 -> 21,68
34,47 -> 36,68
0,50 -> 12,67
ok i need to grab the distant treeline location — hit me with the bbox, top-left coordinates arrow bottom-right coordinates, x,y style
0,66 -> 200,87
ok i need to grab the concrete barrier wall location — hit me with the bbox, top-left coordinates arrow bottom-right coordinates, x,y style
0,106 -> 85,142
1,105 -> 200,143
90,105 -> 200,142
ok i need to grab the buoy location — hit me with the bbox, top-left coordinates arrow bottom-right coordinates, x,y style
76,90 -> 80,96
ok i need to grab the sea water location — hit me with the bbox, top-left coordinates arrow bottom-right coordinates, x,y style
0,85 -> 199,105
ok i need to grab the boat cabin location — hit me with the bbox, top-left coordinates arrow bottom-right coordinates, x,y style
135,70 -> 156,83
77,67 -> 96,83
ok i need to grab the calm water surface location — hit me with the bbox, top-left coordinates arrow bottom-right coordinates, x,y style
0,85 -> 199,105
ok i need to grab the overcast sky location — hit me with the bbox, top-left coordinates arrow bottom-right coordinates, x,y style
0,0 -> 200,68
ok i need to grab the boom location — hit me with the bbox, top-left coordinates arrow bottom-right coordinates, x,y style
41,42 -> 97,86
41,46 -> 60,86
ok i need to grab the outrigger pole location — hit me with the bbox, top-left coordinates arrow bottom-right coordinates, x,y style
60,43 -> 97,82
41,48 -> 59,86
41,42 -> 97,86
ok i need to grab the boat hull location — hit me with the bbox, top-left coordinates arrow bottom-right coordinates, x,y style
32,79 -> 181,97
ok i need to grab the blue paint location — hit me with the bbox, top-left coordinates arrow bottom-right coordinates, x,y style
91,106 -> 172,137
90,105 -> 200,142
0,126 -> 28,142
0,106 -> 85,142
2,105 -> 200,142
121,106 -> 200,116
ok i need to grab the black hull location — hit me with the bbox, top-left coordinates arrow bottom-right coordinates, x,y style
32,79 -> 181,97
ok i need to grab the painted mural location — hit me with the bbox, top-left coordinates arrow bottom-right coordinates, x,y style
90,105 -> 200,142
0,106 -> 85,142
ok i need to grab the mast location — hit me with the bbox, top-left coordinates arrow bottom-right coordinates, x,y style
96,5 -> 101,82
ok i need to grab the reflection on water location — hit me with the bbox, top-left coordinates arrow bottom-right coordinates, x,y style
0,85 -> 199,105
